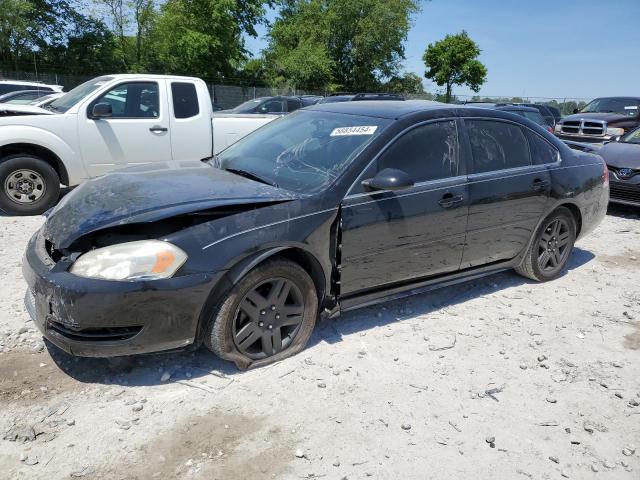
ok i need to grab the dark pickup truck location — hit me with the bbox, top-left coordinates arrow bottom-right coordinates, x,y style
554,96 -> 640,143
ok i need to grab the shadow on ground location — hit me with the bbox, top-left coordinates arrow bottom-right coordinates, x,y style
45,247 -> 595,388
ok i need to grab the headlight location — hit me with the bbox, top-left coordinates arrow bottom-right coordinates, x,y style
70,240 -> 187,281
606,127 -> 625,137
554,123 -> 562,133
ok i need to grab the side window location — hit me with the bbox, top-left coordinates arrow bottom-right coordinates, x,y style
171,82 -> 199,119
527,131 -> 559,165
94,82 -> 159,118
261,100 -> 283,113
466,120 -> 531,173
377,120 -> 460,183
287,99 -> 302,112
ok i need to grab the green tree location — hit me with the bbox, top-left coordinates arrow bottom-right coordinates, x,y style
423,30 -> 487,103
149,0 -> 269,79
385,72 -> 424,94
265,0 -> 420,91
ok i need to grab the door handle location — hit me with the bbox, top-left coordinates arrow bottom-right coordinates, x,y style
149,126 -> 168,133
531,178 -> 550,191
438,193 -> 464,208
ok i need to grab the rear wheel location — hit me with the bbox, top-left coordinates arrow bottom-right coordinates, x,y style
0,155 -> 60,216
516,207 -> 576,282
205,259 -> 318,369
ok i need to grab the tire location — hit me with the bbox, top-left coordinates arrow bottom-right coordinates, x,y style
515,207 -> 576,282
204,259 -> 319,369
0,155 -> 60,216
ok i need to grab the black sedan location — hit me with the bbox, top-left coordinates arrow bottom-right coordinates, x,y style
22,102 -> 609,368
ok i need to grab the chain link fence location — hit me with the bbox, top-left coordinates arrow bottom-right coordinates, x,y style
1,67 -> 591,115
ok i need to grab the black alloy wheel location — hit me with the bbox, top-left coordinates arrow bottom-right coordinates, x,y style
232,277 -> 305,359
537,218 -> 572,273
205,259 -> 318,369
515,207 -> 576,282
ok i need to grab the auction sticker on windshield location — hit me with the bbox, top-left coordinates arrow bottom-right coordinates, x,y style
330,126 -> 378,136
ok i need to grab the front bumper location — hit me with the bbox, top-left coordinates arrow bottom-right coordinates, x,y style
609,178 -> 640,207
22,231 -> 219,357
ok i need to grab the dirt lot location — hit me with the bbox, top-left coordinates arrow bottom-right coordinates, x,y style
1,206 -> 639,480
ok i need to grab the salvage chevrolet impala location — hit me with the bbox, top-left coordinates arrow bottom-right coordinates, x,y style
22,101 -> 609,368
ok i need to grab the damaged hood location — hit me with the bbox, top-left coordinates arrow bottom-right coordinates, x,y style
598,142 -> 640,169
44,161 -> 301,248
0,104 -> 53,116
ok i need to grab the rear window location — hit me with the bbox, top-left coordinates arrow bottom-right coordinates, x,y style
171,82 -> 199,119
467,120 -> 531,173
0,84 -> 51,95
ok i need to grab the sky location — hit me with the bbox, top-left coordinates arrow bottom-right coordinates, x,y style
244,0 -> 640,100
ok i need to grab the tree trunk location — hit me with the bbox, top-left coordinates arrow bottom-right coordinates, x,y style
445,83 -> 452,103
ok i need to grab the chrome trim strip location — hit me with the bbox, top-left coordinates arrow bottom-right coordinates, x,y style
201,207 -> 338,250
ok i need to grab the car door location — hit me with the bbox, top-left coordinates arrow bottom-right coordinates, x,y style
460,118 -> 552,268
286,98 -> 303,113
340,119 -> 469,295
78,81 -> 171,176
168,81 -> 213,161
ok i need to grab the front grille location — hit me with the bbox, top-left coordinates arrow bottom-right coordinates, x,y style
47,319 -> 142,342
610,183 -> 640,204
561,121 -> 581,134
561,119 -> 606,136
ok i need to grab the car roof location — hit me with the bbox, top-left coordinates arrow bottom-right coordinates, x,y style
307,99 -> 448,119
496,105 -> 539,113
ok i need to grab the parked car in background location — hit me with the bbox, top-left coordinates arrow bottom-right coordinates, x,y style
510,103 -> 556,127
565,127 -> 640,207
555,97 -> 640,143
0,80 -> 63,96
0,74 -> 278,215
545,104 -> 562,124
224,95 -> 307,114
0,89 -> 55,105
28,92 -> 65,108
465,103 -> 552,133
317,93 -> 405,104
22,101 -> 608,367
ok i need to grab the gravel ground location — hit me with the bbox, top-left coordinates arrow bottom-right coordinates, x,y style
0,206 -> 639,480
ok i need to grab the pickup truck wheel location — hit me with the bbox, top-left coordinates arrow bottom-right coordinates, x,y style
0,155 -> 60,216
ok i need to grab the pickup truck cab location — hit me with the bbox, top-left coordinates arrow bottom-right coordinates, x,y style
0,74 -> 277,215
554,96 -> 640,143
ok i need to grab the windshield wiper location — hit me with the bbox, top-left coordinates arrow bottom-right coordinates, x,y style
224,168 -> 278,188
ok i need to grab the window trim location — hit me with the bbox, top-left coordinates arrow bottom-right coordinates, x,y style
87,81 -> 161,120
345,117 -> 463,198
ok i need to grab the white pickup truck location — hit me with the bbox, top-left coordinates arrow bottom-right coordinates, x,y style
0,74 -> 278,215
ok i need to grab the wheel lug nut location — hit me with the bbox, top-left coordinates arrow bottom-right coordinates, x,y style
260,310 -> 266,315
258,321 -> 264,327
268,325 -> 273,330
275,314 -> 280,320
270,305 -> 276,311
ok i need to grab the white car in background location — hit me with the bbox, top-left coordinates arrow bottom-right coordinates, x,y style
0,74 -> 278,215
0,80 -> 63,95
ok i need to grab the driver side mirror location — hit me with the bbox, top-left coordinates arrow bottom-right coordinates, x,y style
91,102 -> 112,119
572,108 -> 579,114
609,135 -> 621,143
362,168 -> 414,192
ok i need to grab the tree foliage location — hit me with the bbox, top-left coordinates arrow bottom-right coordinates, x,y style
423,30 -> 487,103
265,0 -> 420,91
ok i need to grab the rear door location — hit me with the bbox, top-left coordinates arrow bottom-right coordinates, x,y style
340,119 -> 469,295
460,118 -> 552,268
168,81 -> 213,161
78,80 -> 171,176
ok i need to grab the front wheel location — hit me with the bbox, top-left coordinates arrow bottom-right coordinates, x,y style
0,155 -> 60,216
205,259 -> 318,369
516,207 -> 576,282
